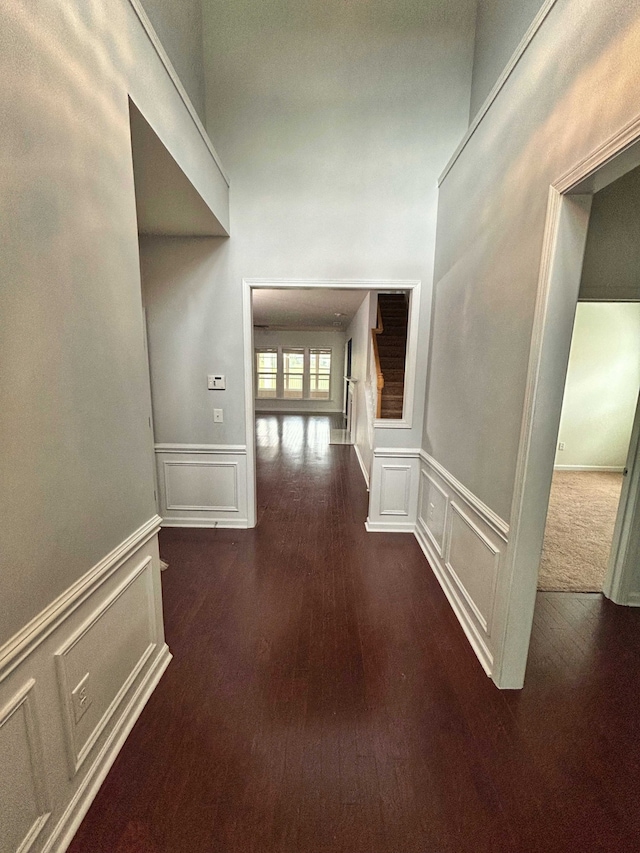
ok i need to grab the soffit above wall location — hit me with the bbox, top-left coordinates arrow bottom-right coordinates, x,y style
129,101 -> 228,237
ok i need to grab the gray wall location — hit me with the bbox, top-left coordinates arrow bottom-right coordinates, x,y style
139,237 -> 236,444
0,0 -> 224,647
424,0 -> 640,522
579,164 -> 640,301
469,0 -> 547,119
139,0 -> 206,122
199,0 -> 477,453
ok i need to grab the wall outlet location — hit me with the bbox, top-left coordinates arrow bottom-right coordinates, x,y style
71,673 -> 92,725
214,408 -> 224,423
429,502 -> 435,520
558,442 -> 565,451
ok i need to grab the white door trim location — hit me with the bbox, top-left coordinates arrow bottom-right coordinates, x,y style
494,120 -> 640,689
605,389 -> 640,603
242,278 -> 421,528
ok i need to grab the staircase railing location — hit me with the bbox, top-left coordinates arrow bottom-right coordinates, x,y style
371,304 -> 384,419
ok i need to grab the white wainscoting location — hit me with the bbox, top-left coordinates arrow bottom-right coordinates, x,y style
0,516 -> 171,853
0,679 -> 50,853
155,444 -> 249,528
415,452 -> 509,678
365,448 -> 421,532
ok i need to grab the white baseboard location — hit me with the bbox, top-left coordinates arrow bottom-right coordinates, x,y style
353,443 -> 370,490
160,518 -> 249,529
365,519 -> 415,533
43,645 -> 171,853
554,465 -> 625,472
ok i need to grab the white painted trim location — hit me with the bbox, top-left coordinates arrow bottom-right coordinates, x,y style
159,518 -> 249,529
373,418 -> 410,429
554,465 -> 625,472
445,502 -> 499,634
379,464 -> 412,516
127,0 -> 230,187
243,279 -> 422,529
420,451 -> 509,541
155,443 -> 247,455
0,678 -> 51,851
375,447 -> 422,458
492,117 -> 640,687
243,280 -> 258,528
54,557 -> 157,776
163,460 -> 239,512
604,391 -> 640,604
365,519 -> 415,533
353,444 -> 370,490
439,0 -> 558,185
418,469 -> 449,558
495,190 -> 592,689
0,515 -> 162,682
255,408 -> 344,415
414,523 -> 493,676
41,645 -> 171,853
556,114 -> 640,195
244,278 -> 420,290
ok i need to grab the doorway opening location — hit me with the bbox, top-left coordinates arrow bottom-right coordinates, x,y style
538,302 -> 640,593
242,280 -> 421,527
496,137 -> 640,689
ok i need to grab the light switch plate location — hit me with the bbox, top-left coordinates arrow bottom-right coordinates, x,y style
214,409 -> 224,423
71,673 -> 92,725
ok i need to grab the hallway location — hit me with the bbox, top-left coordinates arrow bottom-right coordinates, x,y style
68,415 -> 640,853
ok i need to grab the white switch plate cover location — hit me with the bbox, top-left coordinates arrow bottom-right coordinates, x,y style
71,673 -> 92,725
207,374 -> 226,390
214,409 -> 224,423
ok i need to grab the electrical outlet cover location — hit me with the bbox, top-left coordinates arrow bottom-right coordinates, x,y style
71,673 -> 92,725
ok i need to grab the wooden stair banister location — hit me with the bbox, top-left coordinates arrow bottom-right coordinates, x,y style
371,305 -> 384,419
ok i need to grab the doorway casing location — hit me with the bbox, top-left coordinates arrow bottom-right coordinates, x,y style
242,278 -> 421,528
495,120 -> 640,689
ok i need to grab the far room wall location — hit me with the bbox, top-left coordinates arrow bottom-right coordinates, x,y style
555,303 -> 640,470
253,329 -> 346,414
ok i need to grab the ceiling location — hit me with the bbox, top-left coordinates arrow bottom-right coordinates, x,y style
252,288 -> 370,331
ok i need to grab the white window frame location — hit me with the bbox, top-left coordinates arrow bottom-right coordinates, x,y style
254,346 -> 332,401
255,348 -> 279,398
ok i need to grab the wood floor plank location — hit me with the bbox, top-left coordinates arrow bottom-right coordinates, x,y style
67,414 -> 640,853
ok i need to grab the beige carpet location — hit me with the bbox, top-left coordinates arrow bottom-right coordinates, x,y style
538,471 -> 624,592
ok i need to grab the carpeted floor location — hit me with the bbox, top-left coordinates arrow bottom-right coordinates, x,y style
538,471 -> 624,592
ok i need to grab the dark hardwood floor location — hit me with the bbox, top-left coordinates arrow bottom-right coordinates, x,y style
68,414 -> 640,853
